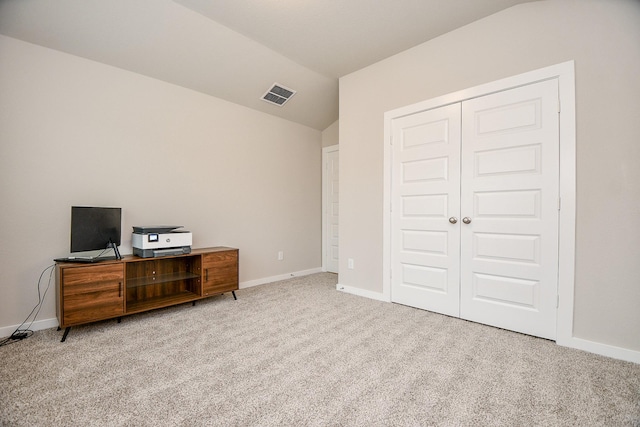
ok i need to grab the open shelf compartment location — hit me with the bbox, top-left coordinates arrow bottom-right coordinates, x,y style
126,290 -> 200,314
125,255 -> 201,313
127,271 -> 201,288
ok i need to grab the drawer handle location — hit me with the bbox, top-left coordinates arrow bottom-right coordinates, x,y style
205,269 -> 209,281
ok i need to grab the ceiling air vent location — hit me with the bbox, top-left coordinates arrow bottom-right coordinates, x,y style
261,83 -> 296,107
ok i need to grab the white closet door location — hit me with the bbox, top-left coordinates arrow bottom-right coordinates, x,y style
391,104 -> 462,317
324,148 -> 339,273
459,79 -> 560,340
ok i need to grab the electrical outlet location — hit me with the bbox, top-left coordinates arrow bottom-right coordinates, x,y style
348,258 -> 354,269
278,251 -> 284,261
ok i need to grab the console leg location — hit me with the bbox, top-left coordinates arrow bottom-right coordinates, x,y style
117,317 -> 121,323
192,301 -> 196,306
57,326 -> 61,331
60,327 -> 71,343
232,291 -> 237,300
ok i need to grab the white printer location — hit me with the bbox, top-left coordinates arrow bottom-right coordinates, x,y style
132,226 -> 192,258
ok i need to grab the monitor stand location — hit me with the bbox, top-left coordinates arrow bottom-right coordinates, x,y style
107,239 -> 122,260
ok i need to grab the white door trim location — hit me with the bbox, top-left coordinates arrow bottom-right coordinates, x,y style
322,144 -> 339,273
383,61 -> 576,346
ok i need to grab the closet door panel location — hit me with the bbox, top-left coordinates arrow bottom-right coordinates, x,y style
391,104 -> 461,317
460,79 -> 560,340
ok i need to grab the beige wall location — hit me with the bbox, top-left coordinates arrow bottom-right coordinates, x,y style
321,120 -> 339,148
339,0 -> 640,352
0,35 -> 322,331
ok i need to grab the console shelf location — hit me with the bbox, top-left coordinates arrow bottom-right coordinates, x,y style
56,247 -> 238,342
126,290 -> 200,314
126,272 -> 202,289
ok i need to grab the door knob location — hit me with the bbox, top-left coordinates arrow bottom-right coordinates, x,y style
449,217 -> 458,224
462,217 -> 472,224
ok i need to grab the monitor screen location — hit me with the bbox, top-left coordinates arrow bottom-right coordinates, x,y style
70,206 -> 122,253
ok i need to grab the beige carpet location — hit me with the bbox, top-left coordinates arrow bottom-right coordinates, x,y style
1,273 -> 639,426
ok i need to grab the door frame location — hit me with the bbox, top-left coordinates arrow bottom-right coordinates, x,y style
322,144 -> 339,273
383,61 -> 576,347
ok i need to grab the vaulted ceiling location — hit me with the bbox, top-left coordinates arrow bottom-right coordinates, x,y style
0,0 -> 536,130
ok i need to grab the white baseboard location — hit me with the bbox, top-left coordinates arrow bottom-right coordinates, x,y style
338,283 -> 639,364
240,267 -> 323,289
5,273 -> 637,365
0,268 -> 323,338
0,317 -> 59,339
336,283 -> 389,302
559,336 -> 640,364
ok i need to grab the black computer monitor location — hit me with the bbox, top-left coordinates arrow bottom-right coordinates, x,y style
70,206 -> 122,258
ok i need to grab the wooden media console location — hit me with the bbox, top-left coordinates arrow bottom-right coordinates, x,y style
55,247 -> 238,342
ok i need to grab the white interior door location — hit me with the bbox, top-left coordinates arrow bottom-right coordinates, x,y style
459,79 -> 559,339
323,146 -> 339,273
390,79 -> 560,340
391,104 -> 461,317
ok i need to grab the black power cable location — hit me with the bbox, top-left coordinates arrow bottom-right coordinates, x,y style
0,264 -> 55,347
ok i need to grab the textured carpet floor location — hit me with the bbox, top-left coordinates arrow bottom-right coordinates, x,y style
1,273 -> 639,426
